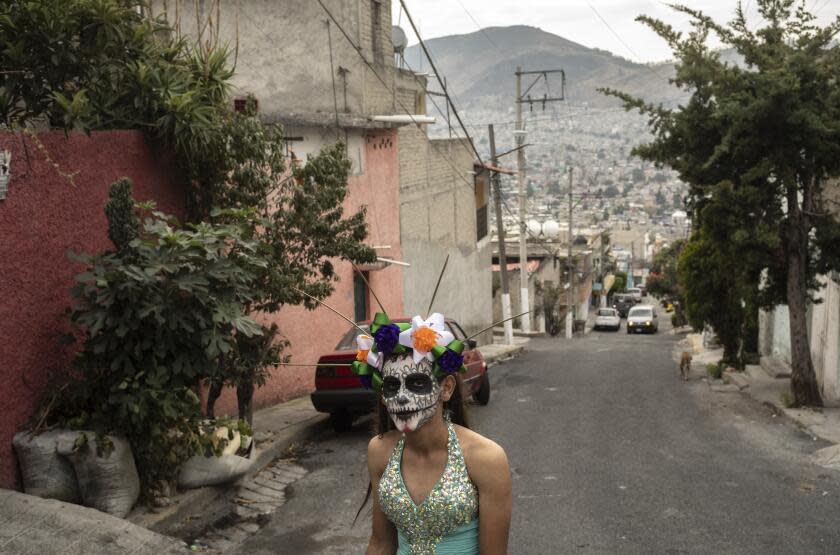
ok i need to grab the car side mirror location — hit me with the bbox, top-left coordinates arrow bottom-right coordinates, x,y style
467,339 -> 477,349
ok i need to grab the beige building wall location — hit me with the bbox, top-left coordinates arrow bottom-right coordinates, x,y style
149,0 -> 397,120
398,126 -> 493,342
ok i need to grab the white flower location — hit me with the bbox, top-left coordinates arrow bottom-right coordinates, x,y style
398,313 -> 455,364
355,334 -> 382,368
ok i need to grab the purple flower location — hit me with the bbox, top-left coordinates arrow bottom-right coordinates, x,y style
438,348 -> 464,374
359,375 -> 373,389
374,324 -> 400,354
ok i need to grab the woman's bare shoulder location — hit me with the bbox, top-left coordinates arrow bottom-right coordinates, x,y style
453,425 -> 509,480
367,431 -> 401,472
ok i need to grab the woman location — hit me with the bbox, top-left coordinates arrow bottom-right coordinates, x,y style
353,314 -> 512,555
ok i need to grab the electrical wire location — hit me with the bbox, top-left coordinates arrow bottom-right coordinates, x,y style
398,0 -> 484,165
453,0 -> 502,54
314,0 -> 482,196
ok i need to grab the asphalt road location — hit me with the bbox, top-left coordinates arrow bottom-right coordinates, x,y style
234,311 -> 840,554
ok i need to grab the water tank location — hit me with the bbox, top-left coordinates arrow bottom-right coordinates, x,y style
543,219 -> 560,238
527,219 -> 542,236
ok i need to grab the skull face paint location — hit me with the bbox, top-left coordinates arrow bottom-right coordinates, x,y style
381,352 -> 441,433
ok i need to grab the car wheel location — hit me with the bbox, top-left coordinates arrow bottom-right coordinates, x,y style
473,373 -> 491,406
329,410 -> 353,433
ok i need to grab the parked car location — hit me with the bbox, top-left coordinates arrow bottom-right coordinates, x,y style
627,287 -> 643,303
593,308 -> 621,331
310,317 -> 490,432
612,294 -> 635,318
626,305 -> 659,334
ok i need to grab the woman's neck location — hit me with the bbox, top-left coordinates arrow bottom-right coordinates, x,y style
403,411 -> 448,455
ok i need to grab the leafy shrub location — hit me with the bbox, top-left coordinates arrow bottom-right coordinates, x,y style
780,391 -> 796,409
50,180 -> 270,491
706,363 -> 723,379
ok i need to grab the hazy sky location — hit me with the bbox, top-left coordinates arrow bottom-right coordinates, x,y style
393,0 -> 840,63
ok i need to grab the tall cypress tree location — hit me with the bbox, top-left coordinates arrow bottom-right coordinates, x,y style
603,0 -> 840,406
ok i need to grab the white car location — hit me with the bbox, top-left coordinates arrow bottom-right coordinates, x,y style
626,305 -> 658,334
593,308 -> 621,331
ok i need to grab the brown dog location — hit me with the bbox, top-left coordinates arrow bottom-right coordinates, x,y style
679,351 -> 692,380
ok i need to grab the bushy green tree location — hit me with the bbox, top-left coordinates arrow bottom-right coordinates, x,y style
57,181 -> 268,489
678,233 -> 744,363
0,0 -> 232,165
603,0 -> 840,406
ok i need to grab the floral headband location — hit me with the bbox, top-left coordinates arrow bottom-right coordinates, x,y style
351,312 -> 468,391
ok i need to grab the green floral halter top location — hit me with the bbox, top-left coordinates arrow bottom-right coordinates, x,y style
378,421 -> 479,555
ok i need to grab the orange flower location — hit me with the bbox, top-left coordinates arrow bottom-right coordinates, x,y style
356,349 -> 369,362
412,326 -> 438,352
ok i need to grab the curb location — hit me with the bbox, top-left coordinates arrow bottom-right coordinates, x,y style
481,345 -> 525,366
127,411 -> 328,535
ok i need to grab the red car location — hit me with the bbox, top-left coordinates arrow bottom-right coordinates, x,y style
311,317 -> 490,432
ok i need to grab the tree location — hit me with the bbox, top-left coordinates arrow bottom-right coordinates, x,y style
612,271 -> 628,293
193,100 -> 376,422
647,239 -> 685,300
602,0 -> 840,406
678,232 -> 745,363
58,181 -> 268,490
604,185 -> 620,198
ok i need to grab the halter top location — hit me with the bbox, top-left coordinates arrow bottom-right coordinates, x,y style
378,421 -> 479,555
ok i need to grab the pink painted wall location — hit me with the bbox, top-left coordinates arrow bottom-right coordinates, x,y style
0,130 -> 184,490
205,129 -> 404,415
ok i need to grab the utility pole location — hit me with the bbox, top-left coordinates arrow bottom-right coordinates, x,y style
566,167 -> 574,339
490,125 -> 514,345
515,67 -> 565,334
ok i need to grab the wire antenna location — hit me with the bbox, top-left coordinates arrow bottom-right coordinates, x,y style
292,287 -> 368,334
426,253 -> 450,316
467,311 -> 530,341
352,262 -> 386,313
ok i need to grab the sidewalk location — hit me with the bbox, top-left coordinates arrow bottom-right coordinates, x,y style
480,341 -> 526,364
0,489 -> 189,554
127,396 -> 329,536
685,333 -> 840,446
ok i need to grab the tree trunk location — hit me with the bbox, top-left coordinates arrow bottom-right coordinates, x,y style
237,380 -> 255,425
206,380 -> 224,418
786,204 -> 823,407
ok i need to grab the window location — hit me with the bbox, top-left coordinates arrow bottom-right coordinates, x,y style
476,204 -> 488,241
353,272 -> 369,323
370,0 -> 382,64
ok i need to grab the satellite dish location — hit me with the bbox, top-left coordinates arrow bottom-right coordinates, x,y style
392,26 -> 408,54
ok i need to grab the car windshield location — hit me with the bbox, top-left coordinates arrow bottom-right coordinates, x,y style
629,308 -> 652,318
597,309 -> 616,316
334,325 -> 370,350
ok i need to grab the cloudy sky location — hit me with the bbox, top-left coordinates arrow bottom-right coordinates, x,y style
393,0 -> 840,63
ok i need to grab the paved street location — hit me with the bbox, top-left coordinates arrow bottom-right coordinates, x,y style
234,314 -> 840,554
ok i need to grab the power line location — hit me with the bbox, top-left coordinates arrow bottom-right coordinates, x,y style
314,0 -> 480,196
453,0 -> 502,53
399,0 -> 484,165
585,0 -> 669,81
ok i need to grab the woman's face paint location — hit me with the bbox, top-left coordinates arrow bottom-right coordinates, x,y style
381,353 -> 440,433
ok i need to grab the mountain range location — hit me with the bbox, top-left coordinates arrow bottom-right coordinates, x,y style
403,25 -> 688,110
